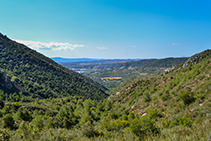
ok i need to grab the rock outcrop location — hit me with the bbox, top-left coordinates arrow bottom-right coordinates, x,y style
0,70 -> 27,93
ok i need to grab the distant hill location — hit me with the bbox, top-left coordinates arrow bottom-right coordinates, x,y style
52,57 -> 140,63
143,57 -> 188,68
51,57 -> 103,63
0,33 -> 108,101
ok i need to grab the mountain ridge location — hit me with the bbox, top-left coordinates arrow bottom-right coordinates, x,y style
0,33 -> 108,101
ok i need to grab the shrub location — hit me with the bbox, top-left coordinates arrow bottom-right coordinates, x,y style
31,115 -> 44,132
108,119 -> 130,131
130,116 -> 160,138
0,129 -> 10,141
169,121 -> 178,128
11,102 -> 20,110
178,91 -> 195,105
161,119 -> 170,128
143,93 -> 151,102
152,96 -> 157,101
2,114 -> 14,129
17,121 -> 32,140
14,108 -> 32,122
0,96 -> 4,109
161,94 -> 170,101
128,112 -> 135,121
1,106 -> 10,115
110,112 -> 120,119
196,94 -> 205,100
122,115 -> 128,120
148,109 -> 162,119
46,118 -> 55,129
80,121 -> 96,138
178,116 -> 193,127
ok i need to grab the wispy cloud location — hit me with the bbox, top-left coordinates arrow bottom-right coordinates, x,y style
171,43 -> 181,46
14,40 -> 84,51
130,45 -> 136,48
97,46 -> 108,50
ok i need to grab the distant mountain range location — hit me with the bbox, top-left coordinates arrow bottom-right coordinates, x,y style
51,57 -> 103,63
51,57 -> 140,63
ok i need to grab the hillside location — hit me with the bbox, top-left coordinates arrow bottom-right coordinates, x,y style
110,50 -> 211,113
0,33 -> 108,101
106,49 -> 211,139
0,49 -> 210,140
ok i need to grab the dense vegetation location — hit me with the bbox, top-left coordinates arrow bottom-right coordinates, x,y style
0,33 -> 108,101
1,32 -> 211,140
0,45 -> 211,140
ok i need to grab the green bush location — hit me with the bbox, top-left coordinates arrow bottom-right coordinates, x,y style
178,91 -> 195,105
80,121 -> 96,138
178,116 -> 193,127
0,129 -> 10,141
12,102 -> 20,110
196,94 -> 205,100
169,121 -> 178,128
122,115 -> 128,120
2,114 -> 14,129
17,121 -> 32,140
128,112 -> 135,121
161,119 -> 170,128
130,116 -> 160,138
1,106 -> 10,115
0,96 -> 4,109
148,109 -> 162,119
143,93 -> 151,102
161,94 -> 170,101
108,119 -> 129,131
31,115 -> 44,132
109,112 -> 120,119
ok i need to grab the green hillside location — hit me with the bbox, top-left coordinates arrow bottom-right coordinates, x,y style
0,49 -> 210,140
143,57 -> 188,68
107,49 -> 211,140
0,33 -> 108,101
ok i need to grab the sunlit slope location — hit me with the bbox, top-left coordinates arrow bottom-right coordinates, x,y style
0,33 -> 108,100
110,49 -> 211,121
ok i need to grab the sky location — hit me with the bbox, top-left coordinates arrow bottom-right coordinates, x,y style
0,0 -> 211,59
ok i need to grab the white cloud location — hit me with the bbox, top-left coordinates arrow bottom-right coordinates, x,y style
97,46 -> 108,50
14,40 -> 84,51
171,43 -> 181,46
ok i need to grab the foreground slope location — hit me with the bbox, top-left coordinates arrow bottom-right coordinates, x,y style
0,33 -> 108,100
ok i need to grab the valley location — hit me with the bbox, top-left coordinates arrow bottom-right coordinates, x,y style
60,57 -> 188,90
0,33 -> 210,140
1,0 -> 210,140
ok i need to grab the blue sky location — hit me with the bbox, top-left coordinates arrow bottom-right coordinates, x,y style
0,0 -> 211,59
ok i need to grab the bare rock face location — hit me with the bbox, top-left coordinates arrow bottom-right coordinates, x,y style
182,56 -> 204,68
13,81 -> 27,93
0,71 -> 27,93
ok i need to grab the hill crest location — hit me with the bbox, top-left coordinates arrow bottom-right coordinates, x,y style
0,33 -> 108,101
